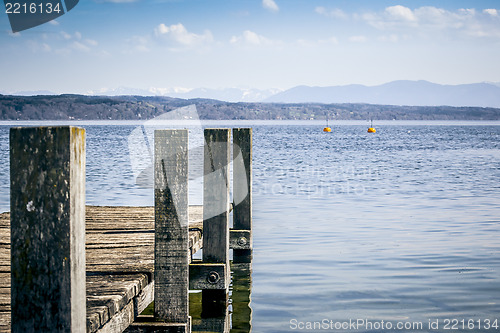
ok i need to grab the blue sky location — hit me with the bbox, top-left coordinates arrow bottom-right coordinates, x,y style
1,0 -> 500,94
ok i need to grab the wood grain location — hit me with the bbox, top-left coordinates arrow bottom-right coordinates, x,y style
154,130 -> 189,323
9,127 -> 86,333
0,205 -> 203,333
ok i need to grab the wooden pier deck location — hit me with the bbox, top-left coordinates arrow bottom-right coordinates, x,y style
4,126 -> 252,332
0,205 -> 204,333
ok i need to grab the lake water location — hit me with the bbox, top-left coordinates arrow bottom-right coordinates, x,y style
1,120 -> 499,332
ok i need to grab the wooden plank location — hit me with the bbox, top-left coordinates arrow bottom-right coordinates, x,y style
134,281 -> 154,317
87,305 -> 109,333
0,235 -> 9,273
86,274 -> 149,333
229,230 -> 252,250
189,262 -> 227,290
126,320 -> 190,333
0,270 -> 10,333
0,206 -> 202,275
96,300 -> 134,333
202,129 -> 230,312
9,126 -> 86,333
0,206 -> 203,333
154,129 -> 190,324
203,129 -> 230,272
85,206 -> 202,274
232,128 -> 252,232
233,128 -> 253,263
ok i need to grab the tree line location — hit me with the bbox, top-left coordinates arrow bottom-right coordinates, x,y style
1,94 -> 499,120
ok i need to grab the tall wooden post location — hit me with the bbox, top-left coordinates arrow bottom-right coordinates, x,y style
202,128 -> 230,314
231,128 -> 253,330
154,129 -> 190,331
232,128 -> 253,263
10,126 -> 86,332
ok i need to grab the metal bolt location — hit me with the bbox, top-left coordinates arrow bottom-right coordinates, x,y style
207,271 -> 220,284
237,237 -> 247,246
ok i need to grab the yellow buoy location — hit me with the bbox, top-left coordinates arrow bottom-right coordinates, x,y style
324,115 -> 332,132
367,119 -> 376,133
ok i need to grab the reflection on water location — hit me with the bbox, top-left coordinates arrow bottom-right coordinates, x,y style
230,262 -> 252,333
140,260 -> 253,332
189,261 -> 252,333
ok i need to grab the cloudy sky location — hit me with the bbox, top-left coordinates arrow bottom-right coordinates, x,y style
1,0 -> 500,94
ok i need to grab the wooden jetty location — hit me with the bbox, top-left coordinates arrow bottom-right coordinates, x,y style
0,126 -> 252,333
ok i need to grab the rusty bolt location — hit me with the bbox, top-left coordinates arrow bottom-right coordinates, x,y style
237,236 -> 247,246
207,271 -> 220,284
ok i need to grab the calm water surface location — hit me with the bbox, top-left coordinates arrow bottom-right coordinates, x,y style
1,121 -> 499,332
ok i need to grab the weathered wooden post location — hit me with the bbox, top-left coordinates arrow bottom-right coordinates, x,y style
202,128 -> 231,314
10,126 -> 86,332
230,128 -> 253,331
231,128 -> 253,264
154,129 -> 191,331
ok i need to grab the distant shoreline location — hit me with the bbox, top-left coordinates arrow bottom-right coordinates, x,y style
1,94 -> 499,121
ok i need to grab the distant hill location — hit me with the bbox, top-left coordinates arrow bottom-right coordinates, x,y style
1,94 -> 499,120
264,81 -> 500,108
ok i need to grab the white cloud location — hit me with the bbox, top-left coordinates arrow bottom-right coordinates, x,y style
28,31 -> 100,55
385,5 -> 417,22
27,40 -> 52,52
262,0 -> 279,12
154,23 -> 213,48
317,5 -> 500,41
484,9 -> 499,17
56,39 -> 97,54
61,31 -> 82,40
86,39 -> 98,46
362,5 -> 418,29
360,5 -> 500,39
230,30 -> 275,46
155,23 -> 169,35
72,41 -> 90,52
61,31 -> 72,40
414,6 -> 447,26
315,6 -> 348,19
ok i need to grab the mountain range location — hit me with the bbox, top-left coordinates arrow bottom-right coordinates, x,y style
264,81 -> 500,107
3,80 -> 500,107
86,87 -> 282,103
1,87 -> 281,103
